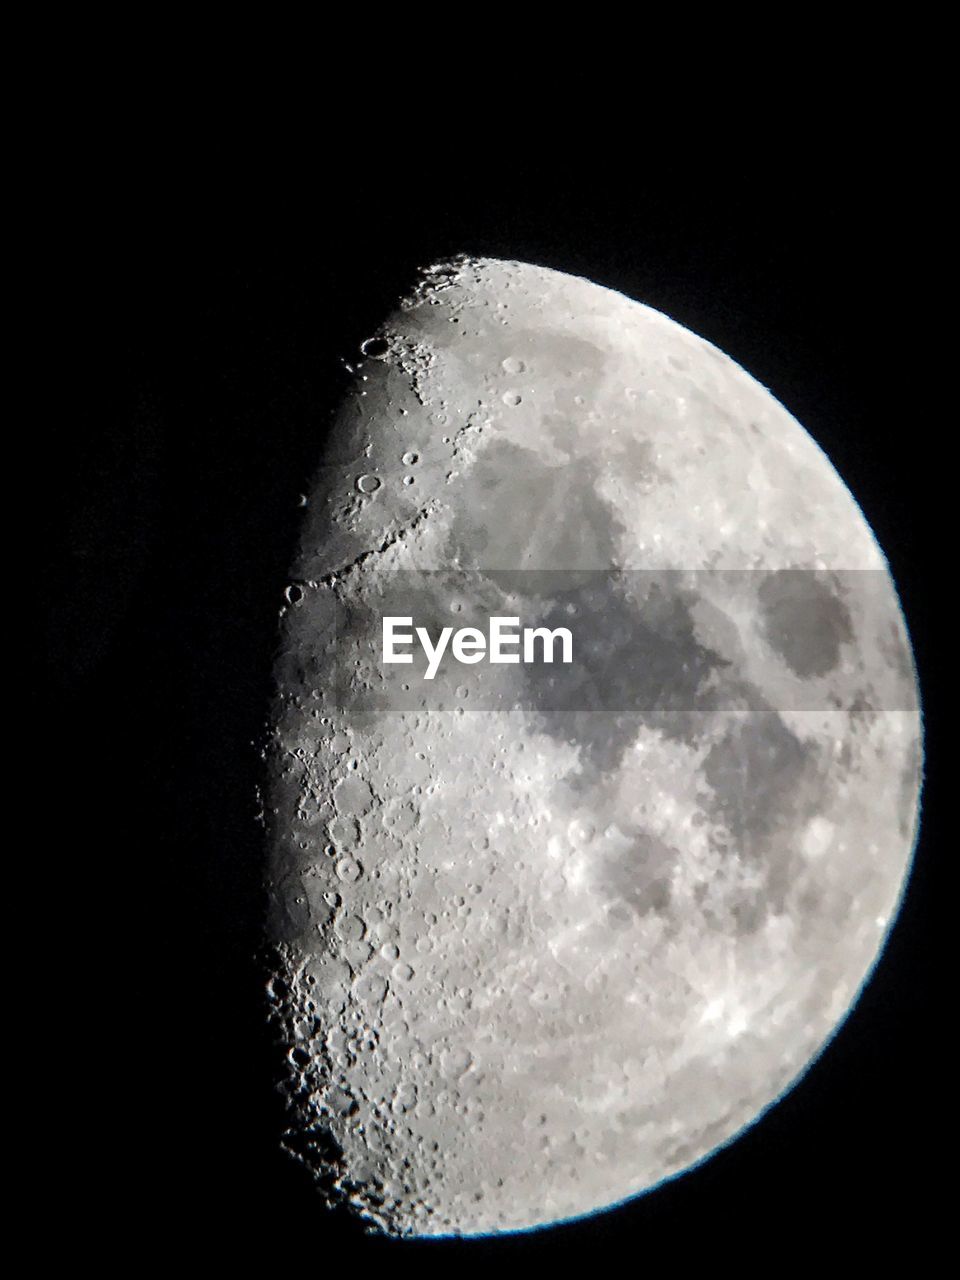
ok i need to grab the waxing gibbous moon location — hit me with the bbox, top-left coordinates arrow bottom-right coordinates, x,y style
264,256 -> 922,1237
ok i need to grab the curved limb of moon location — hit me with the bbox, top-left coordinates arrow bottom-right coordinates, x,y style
265,256 -> 922,1237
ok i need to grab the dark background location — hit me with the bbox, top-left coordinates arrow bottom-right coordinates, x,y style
48,176 -> 944,1264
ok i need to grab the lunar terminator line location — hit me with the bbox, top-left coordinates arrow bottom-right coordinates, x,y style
264,256 -> 922,1236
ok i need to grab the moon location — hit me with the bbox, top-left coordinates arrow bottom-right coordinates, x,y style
264,256 -> 922,1237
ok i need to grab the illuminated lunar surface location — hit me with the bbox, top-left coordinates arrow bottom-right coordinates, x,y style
264,257 -> 922,1236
